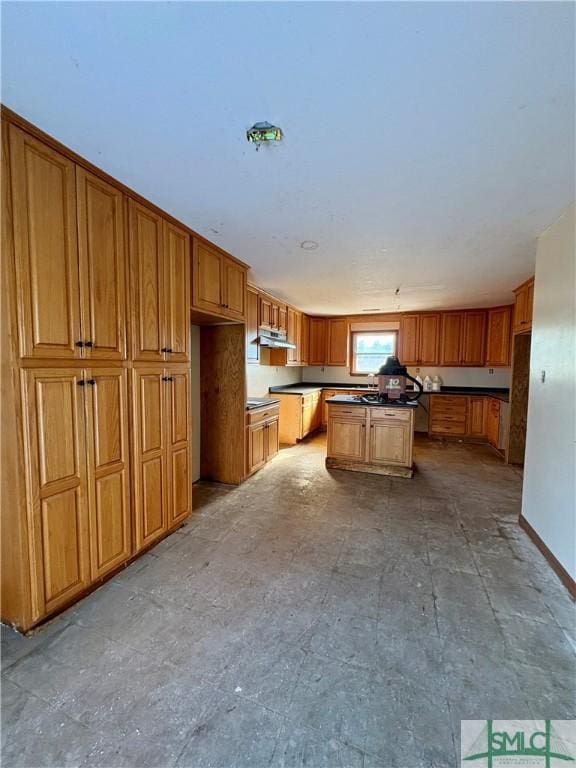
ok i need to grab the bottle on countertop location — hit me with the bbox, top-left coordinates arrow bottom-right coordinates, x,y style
415,374 -> 423,388
423,375 -> 433,392
432,375 -> 442,392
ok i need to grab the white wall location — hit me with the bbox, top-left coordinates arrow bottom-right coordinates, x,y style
191,325 -> 201,482
303,365 -> 511,388
246,362 -> 301,397
522,204 -> 576,581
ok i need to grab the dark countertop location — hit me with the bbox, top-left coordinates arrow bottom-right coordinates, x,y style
246,398 -> 280,411
269,383 -> 509,402
326,395 -> 418,409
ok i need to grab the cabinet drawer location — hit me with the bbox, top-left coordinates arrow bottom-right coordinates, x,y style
369,408 -> 412,421
327,405 -> 366,419
247,405 -> 279,425
431,396 -> 466,407
430,421 -> 467,435
431,413 -> 466,424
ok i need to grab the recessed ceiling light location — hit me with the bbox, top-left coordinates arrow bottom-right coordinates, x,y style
300,240 -> 318,250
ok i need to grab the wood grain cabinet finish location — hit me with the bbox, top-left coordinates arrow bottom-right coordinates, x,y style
327,418 -> 367,461
440,313 -> 464,366
369,420 -> 411,466
513,278 -> 534,334
163,222 -> 191,362
308,318 -> 328,365
10,126 -> 81,360
326,318 -> 349,366
485,306 -> 512,367
77,169 -> 127,360
246,405 -> 280,476
440,311 -> 486,366
468,397 -> 487,438
166,370 -> 192,528
193,239 -> 246,321
246,285 -> 260,364
399,313 -> 440,365
22,369 -> 91,620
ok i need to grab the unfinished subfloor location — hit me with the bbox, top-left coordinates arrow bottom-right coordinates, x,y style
2,434 -> 575,768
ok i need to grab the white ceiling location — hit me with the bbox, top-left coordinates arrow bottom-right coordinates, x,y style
2,2 -> 574,314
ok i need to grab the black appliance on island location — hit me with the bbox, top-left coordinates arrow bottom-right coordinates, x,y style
361,356 -> 423,404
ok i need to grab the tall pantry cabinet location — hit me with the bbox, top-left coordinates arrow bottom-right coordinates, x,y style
1,115 -> 192,632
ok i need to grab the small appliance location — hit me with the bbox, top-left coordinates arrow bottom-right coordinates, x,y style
360,356 -> 423,404
257,327 -> 296,349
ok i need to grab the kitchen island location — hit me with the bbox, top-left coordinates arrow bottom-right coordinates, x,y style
326,395 -> 416,478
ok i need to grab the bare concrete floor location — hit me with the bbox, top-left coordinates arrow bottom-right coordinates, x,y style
2,434 -> 575,768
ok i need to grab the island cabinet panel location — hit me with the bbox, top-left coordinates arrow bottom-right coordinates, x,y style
369,421 -> 411,465
327,418 -> 366,461
461,311 -> 486,366
309,318 -> 327,365
22,369 -> 91,621
163,222 -> 191,362
10,126 -> 81,360
326,318 -> 349,366
440,313 -> 464,366
485,306 -> 512,367
77,169 -> 127,361
85,368 -> 131,580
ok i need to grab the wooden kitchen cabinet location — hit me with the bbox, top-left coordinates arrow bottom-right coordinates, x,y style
276,392 -> 322,444
327,417 -> 367,461
246,403 -> 280,476
326,318 -> 349,366
429,395 -> 468,436
513,277 -> 534,334
440,311 -> 486,366
248,423 -> 266,474
485,306 -> 512,366
369,419 -> 412,466
429,394 -> 503,447
399,313 -> 440,365
287,307 -> 299,365
193,238 -> 246,321
166,369 -> 192,528
486,397 -> 501,447
468,397 -> 487,438
163,221 -> 191,362
300,315 -> 310,365
246,285 -> 260,364
309,318 -> 328,365
259,291 -> 286,333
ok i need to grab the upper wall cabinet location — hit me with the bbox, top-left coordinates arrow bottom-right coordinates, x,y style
260,292 -> 287,333
193,239 -> 246,321
10,127 -> 128,361
326,318 -> 349,366
10,126 -> 82,360
129,200 -> 190,362
246,285 -> 260,365
308,318 -> 328,366
399,313 -> 440,366
440,310 -> 486,366
513,277 -> 534,334
485,306 -> 512,367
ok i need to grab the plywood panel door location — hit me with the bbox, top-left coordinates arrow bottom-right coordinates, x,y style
369,421 -> 410,466
327,419 -> 366,461
399,315 -> 419,365
166,369 -> 191,528
222,258 -> 246,320
163,221 -> 191,362
132,368 -> 167,550
486,307 -> 512,366
22,369 -> 90,620
418,314 -> 441,365
468,397 -> 487,437
326,318 -> 348,366
84,368 -> 131,579
308,318 -> 327,366
193,240 -> 223,314
129,200 -> 164,362
10,126 -> 81,359
461,311 -> 486,366
77,169 -> 127,360
440,312 -> 463,365
248,423 -> 266,473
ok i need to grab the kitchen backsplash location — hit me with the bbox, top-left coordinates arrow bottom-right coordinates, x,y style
247,363 -> 302,397
302,365 -> 511,388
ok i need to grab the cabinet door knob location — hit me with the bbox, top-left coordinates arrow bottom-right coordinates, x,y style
163,376 -> 174,382
87,379 -> 96,386
84,341 -> 93,348
75,340 -> 84,348
161,347 -> 173,353
77,379 -> 85,386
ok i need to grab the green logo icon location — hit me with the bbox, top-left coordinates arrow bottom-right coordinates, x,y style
462,721 -> 575,767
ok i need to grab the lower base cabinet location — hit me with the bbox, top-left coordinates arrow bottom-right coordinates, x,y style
246,403 -> 280,476
429,394 -> 502,449
277,393 -> 321,444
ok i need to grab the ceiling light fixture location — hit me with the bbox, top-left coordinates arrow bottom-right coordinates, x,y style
246,122 -> 283,147
300,240 -> 318,250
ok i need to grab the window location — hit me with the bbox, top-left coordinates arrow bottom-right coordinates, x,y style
351,331 -> 397,375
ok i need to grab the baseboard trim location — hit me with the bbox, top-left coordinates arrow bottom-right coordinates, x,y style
519,514 -> 576,600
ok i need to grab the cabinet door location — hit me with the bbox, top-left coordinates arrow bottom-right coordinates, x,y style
286,307 -> 298,365
278,307 -> 287,333
129,200 -> 165,361
302,400 -> 313,437
77,169 -> 126,360
526,281 -> 534,329
193,239 -> 223,314
418,314 -> 441,365
440,312 -> 463,365
248,423 -> 266,473
513,281 -> 534,333
166,369 -> 191,528
10,126 -> 81,359
22,369 -> 90,620
399,315 -> 419,365
369,421 -> 411,466
246,287 -> 260,364
259,296 -> 272,329
486,398 -> 500,447
132,368 -> 167,550
265,418 -> 279,461
222,258 -> 246,320
85,368 -> 131,579
322,391 -> 337,426
327,418 -> 366,461
164,221 -> 190,362
308,318 -> 327,365
468,397 -> 487,437
461,311 -> 486,366
300,315 -> 310,365
326,318 -> 348,366
486,307 -> 512,366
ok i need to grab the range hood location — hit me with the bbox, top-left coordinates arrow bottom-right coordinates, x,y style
258,327 -> 296,349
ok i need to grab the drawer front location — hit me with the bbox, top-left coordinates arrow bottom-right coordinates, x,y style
431,413 -> 466,424
431,401 -> 467,414
247,405 -> 280,425
327,405 -> 366,419
431,396 -> 467,407
430,421 -> 467,435
369,408 -> 412,421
